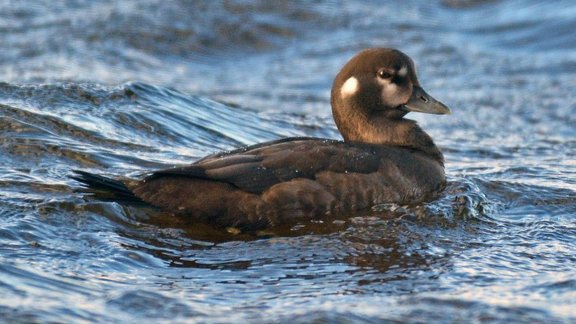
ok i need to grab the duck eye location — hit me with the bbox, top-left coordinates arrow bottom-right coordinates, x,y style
377,69 -> 393,79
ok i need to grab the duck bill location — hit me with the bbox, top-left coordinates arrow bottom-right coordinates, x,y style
401,86 -> 451,115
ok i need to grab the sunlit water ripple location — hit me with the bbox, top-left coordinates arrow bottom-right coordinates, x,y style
0,0 -> 575,322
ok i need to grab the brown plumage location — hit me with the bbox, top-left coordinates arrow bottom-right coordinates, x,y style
73,48 -> 451,231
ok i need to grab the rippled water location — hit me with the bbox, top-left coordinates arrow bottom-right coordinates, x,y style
1,0 -> 575,322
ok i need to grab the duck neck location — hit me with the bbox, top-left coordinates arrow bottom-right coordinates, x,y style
333,104 -> 444,165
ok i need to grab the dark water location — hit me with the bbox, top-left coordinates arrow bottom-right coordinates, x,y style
1,0 -> 575,322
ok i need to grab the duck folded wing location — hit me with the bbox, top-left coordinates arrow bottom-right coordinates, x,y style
143,138 -> 381,194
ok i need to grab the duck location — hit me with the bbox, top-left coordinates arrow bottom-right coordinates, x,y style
73,48 -> 451,231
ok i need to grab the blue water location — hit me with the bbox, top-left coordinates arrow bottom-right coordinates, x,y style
1,1 -> 575,322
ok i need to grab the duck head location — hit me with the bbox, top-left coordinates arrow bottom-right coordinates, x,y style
331,48 -> 450,143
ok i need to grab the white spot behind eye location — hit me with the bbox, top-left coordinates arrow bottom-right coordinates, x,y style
398,65 -> 408,77
341,77 -> 359,97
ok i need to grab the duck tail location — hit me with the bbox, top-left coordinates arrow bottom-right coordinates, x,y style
71,170 -> 144,204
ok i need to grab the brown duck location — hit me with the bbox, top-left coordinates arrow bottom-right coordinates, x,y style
73,48 -> 451,230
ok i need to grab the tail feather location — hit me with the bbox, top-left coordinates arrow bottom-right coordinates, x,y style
71,170 -> 144,204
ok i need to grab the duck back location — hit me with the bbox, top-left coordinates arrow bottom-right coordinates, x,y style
130,138 -> 445,230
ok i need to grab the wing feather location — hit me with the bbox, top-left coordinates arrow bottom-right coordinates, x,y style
144,138 -> 383,194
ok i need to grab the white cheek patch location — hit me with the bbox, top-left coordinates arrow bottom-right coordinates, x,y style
382,83 -> 406,107
383,83 -> 398,97
398,65 -> 408,77
341,76 -> 359,97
